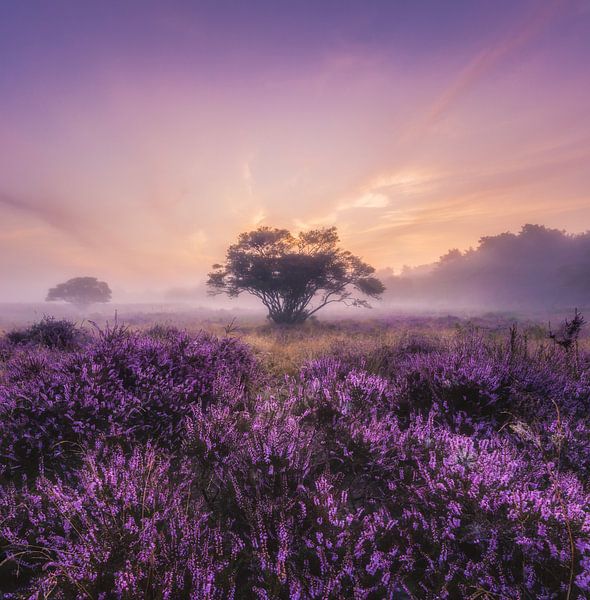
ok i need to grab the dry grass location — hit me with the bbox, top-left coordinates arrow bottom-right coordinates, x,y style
230,319 -> 453,375
218,315 -> 589,376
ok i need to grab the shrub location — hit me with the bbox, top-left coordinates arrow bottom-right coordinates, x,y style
6,316 -> 85,350
144,323 -> 182,340
0,330 -> 261,480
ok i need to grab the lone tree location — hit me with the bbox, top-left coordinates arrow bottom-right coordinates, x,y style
208,226 -> 384,324
46,277 -> 112,309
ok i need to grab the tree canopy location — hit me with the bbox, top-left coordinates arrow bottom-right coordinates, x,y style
208,226 -> 384,324
46,277 -> 112,309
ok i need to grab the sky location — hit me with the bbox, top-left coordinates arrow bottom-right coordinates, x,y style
1,0 -> 589,301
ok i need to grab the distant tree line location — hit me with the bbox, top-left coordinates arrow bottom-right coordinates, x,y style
382,224 -> 590,309
46,224 -> 589,315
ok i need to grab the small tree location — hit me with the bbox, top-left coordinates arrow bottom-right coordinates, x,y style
208,226 -> 384,324
46,277 -> 112,309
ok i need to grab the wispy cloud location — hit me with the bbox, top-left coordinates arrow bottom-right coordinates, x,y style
351,192 -> 389,209
419,0 -> 568,132
0,192 -> 89,245
1,0 -> 589,300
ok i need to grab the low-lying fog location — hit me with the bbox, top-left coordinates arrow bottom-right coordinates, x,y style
2,224 -> 589,329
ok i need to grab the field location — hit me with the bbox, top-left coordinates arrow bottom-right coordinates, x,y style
1,313 -> 589,598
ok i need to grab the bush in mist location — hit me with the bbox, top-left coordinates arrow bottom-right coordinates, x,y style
6,316 -> 85,350
46,276 -> 112,309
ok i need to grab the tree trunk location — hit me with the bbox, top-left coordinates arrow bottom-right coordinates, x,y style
268,309 -> 308,324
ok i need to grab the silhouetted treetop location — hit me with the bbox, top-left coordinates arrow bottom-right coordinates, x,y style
382,224 -> 590,309
208,226 -> 384,324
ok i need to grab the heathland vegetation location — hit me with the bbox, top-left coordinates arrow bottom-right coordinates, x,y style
1,313 -> 589,598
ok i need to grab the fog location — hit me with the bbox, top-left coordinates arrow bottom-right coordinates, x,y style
380,224 -> 590,312
2,2 -> 590,307
2,223 -> 588,330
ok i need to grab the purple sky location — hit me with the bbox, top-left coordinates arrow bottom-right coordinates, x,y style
1,0 -> 589,301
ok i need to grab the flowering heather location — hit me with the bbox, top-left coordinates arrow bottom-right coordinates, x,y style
0,327 -> 261,480
1,323 -> 589,598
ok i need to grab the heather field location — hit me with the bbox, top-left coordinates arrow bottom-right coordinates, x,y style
3,0 -> 590,597
1,314 -> 589,599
